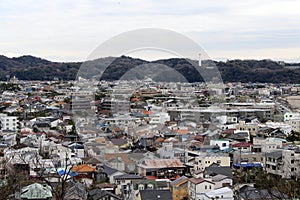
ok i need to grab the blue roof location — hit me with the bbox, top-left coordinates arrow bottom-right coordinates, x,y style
233,163 -> 262,169
58,170 -> 77,177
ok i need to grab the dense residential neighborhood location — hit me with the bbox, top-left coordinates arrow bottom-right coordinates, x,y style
0,78 -> 299,200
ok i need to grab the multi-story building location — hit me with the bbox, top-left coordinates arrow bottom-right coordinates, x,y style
265,150 -> 283,177
265,147 -> 300,179
252,137 -> 287,153
188,178 -> 215,200
209,139 -> 230,151
99,98 -> 130,114
170,176 -> 189,200
282,148 -> 300,179
236,121 -> 258,136
188,151 -> 230,172
0,113 -> 18,132
290,118 -> 300,133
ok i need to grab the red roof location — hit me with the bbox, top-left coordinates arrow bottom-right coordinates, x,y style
233,142 -> 252,147
221,129 -> 235,135
146,176 -> 157,180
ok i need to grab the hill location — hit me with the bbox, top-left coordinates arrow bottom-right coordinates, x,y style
0,55 -> 300,83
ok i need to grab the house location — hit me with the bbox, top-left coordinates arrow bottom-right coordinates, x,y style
68,142 -> 85,158
114,173 -> 143,198
82,157 -> 102,166
138,159 -> 185,180
104,153 -> 135,172
71,164 -> 96,187
188,178 -> 215,200
102,165 -> 124,184
64,182 -> 87,200
209,139 -> 230,151
203,164 -> 233,180
170,176 -> 189,200
133,179 -> 159,191
211,174 -> 233,189
232,142 -> 252,152
229,130 -> 250,142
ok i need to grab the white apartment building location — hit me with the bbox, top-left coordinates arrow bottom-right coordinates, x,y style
209,139 -> 230,151
189,151 -> 231,172
149,112 -> 170,124
0,113 -> 18,132
290,118 -> 300,133
284,112 -> 300,121
252,137 -> 287,153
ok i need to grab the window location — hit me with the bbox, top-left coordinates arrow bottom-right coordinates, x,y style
205,185 -> 207,190
291,168 -> 295,172
209,185 -> 212,189
291,160 -> 295,164
138,185 -> 144,190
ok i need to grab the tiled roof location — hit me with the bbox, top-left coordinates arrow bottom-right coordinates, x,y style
141,159 -> 184,169
204,166 -> 233,178
104,153 -> 133,164
102,165 -> 119,176
170,175 -> 188,186
71,164 -> 96,173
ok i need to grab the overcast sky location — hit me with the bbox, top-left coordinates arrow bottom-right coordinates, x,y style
1,0 -> 300,62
